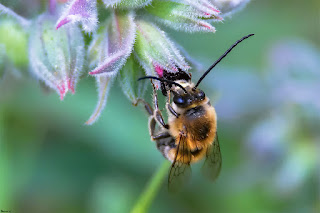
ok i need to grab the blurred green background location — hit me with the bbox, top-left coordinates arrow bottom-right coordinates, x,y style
0,0 -> 319,212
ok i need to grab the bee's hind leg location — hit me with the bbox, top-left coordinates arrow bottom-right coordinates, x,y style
135,98 -> 169,140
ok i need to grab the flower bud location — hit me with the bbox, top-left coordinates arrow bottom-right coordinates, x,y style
88,11 -> 136,76
29,14 -> 85,100
56,0 -> 98,33
145,0 -> 222,33
86,11 -> 136,124
134,20 -> 190,78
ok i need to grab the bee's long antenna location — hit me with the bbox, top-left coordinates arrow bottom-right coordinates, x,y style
194,34 -> 255,88
138,76 -> 188,93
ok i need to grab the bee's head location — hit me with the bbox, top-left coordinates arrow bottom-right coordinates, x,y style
138,76 -> 206,108
172,87 -> 206,108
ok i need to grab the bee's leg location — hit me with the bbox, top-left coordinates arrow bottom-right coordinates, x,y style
148,116 -> 157,139
135,99 -> 157,138
135,98 -> 153,116
166,91 -> 180,118
152,131 -> 171,140
152,82 -> 169,129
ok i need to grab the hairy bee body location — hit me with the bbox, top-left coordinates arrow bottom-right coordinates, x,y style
166,96 -> 217,163
138,34 -> 254,188
143,76 -> 222,187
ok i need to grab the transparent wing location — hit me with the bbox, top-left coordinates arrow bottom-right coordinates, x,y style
168,135 -> 192,191
201,132 -> 222,181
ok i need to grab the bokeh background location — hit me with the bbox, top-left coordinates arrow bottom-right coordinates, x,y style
0,0 -> 319,212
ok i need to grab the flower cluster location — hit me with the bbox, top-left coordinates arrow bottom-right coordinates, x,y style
0,0 -> 249,124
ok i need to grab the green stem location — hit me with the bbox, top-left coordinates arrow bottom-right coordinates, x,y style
131,161 -> 171,213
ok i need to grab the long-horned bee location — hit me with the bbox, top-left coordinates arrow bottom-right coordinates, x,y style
138,34 -> 254,189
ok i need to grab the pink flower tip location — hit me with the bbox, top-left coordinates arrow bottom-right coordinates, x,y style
67,78 -> 75,94
200,23 -> 216,32
56,18 -> 70,30
57,83 -> 67,100
209,6 -> 220,13
88,71 -> 98,75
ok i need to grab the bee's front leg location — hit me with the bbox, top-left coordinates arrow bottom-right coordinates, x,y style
166,91 -> 180,118
151,82 -> 169,129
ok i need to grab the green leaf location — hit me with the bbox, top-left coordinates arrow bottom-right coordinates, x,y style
85,76 -> 113,125
119,54 -> 148,104
145,0 -> 220,33
134,20 -> 189,76
103,0 -> 152,9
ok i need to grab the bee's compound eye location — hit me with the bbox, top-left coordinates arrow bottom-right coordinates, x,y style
198,90 -> 205,100
173,95 -> 185,106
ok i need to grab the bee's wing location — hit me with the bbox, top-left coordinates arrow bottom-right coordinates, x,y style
201,132 -> 222,181
168,135 -> 192,191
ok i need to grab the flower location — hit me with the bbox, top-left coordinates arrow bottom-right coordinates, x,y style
80,0 -> 224,124
29,14 -> 85,100
1,1 -> 250,124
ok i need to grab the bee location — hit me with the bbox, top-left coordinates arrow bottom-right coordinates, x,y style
138,34 -> 254,189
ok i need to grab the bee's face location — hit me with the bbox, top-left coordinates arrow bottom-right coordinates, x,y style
172,86 -> 206,108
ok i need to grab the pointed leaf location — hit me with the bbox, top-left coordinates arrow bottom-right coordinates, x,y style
56,0 -> 98,33
118,54 -> 148,103
85,76 -> 113,125
145,0 -> 222,33
103,0 -> 152,9
183,0 -> 220,16
134,20 -> 189,77
89,11 -> 136,76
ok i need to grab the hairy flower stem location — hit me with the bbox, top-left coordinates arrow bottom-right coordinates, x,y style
131,161 -> 171,213
0,4 -> 31,28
